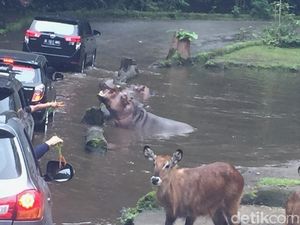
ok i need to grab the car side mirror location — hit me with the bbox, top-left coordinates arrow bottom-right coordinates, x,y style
93,30 -> 101,36
44,160 -> 74,182
52,72 -> 64,81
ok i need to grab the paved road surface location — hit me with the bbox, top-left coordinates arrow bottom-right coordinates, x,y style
135,205 -> 285,225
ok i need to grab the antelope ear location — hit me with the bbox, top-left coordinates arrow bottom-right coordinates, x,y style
143,145 -> 156,161
171,149 -> 183,165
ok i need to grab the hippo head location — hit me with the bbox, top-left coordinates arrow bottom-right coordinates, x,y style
98,86 -> 135,127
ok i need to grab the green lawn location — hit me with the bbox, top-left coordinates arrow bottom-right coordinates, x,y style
210,45 -> 300,70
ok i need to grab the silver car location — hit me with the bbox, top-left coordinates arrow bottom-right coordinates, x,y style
0,112 -> 73,224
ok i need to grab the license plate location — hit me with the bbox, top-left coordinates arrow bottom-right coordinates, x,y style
43,39 -> 61,46
0,205 -> 9,214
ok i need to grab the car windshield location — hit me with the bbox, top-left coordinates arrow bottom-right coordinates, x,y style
14,65 -> 41,84
32,20 -> 78,35
0,136 -> 21,179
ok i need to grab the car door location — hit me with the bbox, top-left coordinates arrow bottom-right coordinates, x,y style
21,129 -> 53,224
16,89 -> 34,140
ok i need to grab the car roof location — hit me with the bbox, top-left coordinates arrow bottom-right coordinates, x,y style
34,15 -> 83,25
0,49 -> 47,68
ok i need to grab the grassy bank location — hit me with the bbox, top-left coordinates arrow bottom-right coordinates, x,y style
203,44 -> 300,71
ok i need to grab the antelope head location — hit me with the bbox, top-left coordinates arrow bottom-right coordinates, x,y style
143,145 -> 183,186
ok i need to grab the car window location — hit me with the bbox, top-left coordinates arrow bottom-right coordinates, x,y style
13,91 -> 22,112
18,89 -> 29,109
0,94 -> 15,114
14,65 -> 41,84
85,22 -> 92,35
31,20 -> 78,36
0,136 -> 22,179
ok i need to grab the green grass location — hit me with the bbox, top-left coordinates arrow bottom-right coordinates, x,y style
257,177 -> 300,187
120,191 -> 159,225
209,45 -> 300,70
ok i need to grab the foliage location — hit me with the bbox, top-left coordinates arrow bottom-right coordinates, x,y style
250,0 -> 273,19
175,29 -> 198,41
1,0 -> 300,15
258,177 -> 300,187
120,191 -> 159,225
261,1 -> 300,47
232,5 -> 241,17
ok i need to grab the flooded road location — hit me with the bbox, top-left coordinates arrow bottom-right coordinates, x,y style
2,19 -> 300,224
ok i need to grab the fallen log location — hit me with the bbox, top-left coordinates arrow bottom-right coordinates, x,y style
85,126 -> 108,153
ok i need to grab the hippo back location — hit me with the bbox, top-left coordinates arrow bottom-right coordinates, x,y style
132,107 -> 194,138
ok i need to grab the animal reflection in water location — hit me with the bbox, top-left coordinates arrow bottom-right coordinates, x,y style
143,146 -> 244,225
97,81 -> 194,138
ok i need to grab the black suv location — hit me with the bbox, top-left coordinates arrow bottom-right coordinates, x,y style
0,112 -> 74,225
23,16 -> 101,73
0,65 -> 34,139
0,49 -> 63,128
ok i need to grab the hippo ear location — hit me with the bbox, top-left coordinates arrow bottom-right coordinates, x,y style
144,145 -> 156,161
171,149 -> 183,166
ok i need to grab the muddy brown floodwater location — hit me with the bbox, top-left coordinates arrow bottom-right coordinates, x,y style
2,19 -> 300,225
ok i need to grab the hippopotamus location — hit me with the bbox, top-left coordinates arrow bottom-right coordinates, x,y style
99,79 -> 151,104
97,88 -> 194,138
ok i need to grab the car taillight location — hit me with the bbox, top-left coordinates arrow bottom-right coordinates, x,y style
25,30 -> 41,38
65,35 -> 81,50
16,190 -> 43,220
0,190 -> 44,221
3,58 -> 14,64
31,84 -> 45,103
64,35 -> 81,43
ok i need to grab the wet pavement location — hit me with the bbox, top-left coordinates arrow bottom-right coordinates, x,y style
1,19 -> 300,225
135,205 -> 285,225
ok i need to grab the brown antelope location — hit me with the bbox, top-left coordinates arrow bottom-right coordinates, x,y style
286,191 -> 300,225
285,167 -> 300,225
143,145 -> 244,225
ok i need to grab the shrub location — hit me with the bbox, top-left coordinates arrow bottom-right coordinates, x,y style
250,0 -> 272,19
261,1 -> 300,47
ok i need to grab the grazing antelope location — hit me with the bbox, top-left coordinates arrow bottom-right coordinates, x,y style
285,167 -> 300,225
143,146 -> 244,225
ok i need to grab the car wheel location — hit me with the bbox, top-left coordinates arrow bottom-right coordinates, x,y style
91,51 -> 96,68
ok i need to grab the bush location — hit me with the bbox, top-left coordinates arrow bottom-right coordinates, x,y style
232,5 -> 241,18
261,2 -> 300,48
250,0 -> 272,19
